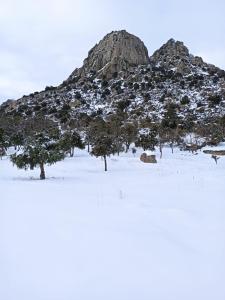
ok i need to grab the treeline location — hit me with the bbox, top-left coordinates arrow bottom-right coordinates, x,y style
1,105 -> 225,179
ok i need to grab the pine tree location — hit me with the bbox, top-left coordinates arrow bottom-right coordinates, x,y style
121,122 -> 138,152
135,128 -> 157,151
89,118 -> 116,171
61,130 -> 85,157
161,102 -> 180,129
0,128 -> 8,158
107,114 -> 124,155
10,132 -> 24,150
10,117 -> 65,180
91,135 -> 115,171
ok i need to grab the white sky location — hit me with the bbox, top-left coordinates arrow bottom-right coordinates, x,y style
0,0 -> 224,103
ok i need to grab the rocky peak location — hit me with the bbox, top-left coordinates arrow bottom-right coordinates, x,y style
70,30 -> 150,80
149,38 -> 215,75
160,38 -> 190,57
150,38 -> 194,73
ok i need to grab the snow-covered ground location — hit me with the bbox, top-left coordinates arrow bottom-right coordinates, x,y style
1,147 -> 225,300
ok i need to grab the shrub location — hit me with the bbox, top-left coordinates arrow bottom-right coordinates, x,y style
180,95 -> 190,105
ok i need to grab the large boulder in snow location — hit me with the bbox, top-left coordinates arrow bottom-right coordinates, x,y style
203,150 -> 225,156
140,152 -> 157,163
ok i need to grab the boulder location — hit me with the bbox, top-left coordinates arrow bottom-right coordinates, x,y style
140,153 -> 157,163
203,150 -> 225,156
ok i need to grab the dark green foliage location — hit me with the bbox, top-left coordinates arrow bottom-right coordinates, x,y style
141,82 -> 146,90
180,95 -> 190,105
10,132 -> 24,150
161,103 -> 179,129
101,88 -> 111,98
135,129 -> 157,151
106,114 -> 125,156
57,103 -> 71,123
89,118 -> 116,171
17,104 -> 29,113
128,82 -> 133,89
61,130 -> 85,157
133,82 -> 140,91
45,86 -> 56,91
10,118 -> 65,180
75,92 -> 81,99
0,128 -> 8,157
219,115 -> 225,137
117,99 -> 131,112
101,80 -> 108,88
91,135 -> 115,171
112,72 -> 118,79
49,107 -> 57,114
33,105 -> 41,111
208,94 -> 222,106
121,122 -> 138,152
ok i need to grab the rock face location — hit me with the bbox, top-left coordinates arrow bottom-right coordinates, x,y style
1,30 -> 225,133
150,38 -> 216,74
72,30 -> 150,80
140,153 -> 157,164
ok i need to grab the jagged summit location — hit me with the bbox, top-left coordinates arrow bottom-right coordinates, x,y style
1,30 -> 225,131
69,30 -> 150,80
150,38 -> 212,74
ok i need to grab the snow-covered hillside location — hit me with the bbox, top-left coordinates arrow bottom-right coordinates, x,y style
1,147 -> 225,300
1,31 -> 225,129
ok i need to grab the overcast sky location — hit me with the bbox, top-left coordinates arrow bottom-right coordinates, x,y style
0,0 -> 224,103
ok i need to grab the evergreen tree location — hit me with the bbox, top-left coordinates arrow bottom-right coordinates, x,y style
121,122 -> 138,152
10,118 -> 65,180
219,115 -> 225,138
90,118 -> 116,171
135,128 -> 157,151
10,132 -> 24,150
91,135 -> 115,171
161,102 -> 179,129
107,114 -> 124,156
0,128 -> 8,158
61,130 -> 85,157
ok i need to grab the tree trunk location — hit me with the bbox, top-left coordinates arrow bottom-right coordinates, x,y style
70,147 -> 74,157
159,142 -> 163,159
40,163 -> 45,180
170,143 -> 174,154
87,142 -> 90,153
103,155 -> 107,172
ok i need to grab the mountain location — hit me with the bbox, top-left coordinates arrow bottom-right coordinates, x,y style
0,30 -> 225,132
69,30 -> 150,80
150,38 -> 223,76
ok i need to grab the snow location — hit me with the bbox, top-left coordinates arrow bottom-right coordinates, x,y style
1,147 -> 225,300
203,142 -> 225,151
144,150 -> 155,155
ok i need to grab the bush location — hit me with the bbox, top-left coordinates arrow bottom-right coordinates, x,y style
133,83 -> 140,91
117,100 -> 131,111
208,94 -> 222,106
101,80 -> 108,88
180,95 -> 190,105
75,92 -> 81,99
45,86 -> 56,91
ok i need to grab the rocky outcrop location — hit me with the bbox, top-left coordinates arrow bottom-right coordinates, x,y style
0,30 -> 225,132
203,150 -> 225,156
150,38 -> 217,74
140,153 -> 157,163
69,30 -> 150,80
